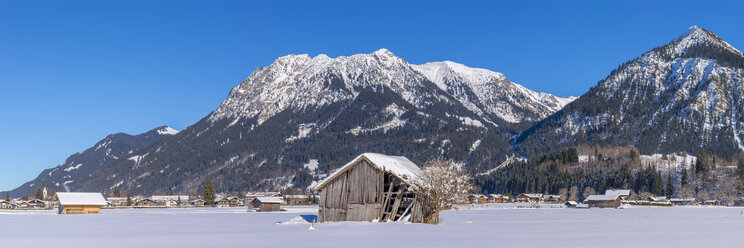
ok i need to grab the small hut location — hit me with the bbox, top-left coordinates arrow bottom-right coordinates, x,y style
55,192 -> 107,214
584,195 -> 622,208
313,153 -> 430,223
251,197 -> 282,212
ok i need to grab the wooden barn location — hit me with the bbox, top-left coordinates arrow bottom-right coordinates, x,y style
55,192 -> 107,214
584,194 -> 622,208
251,197 -> 282,212
313,153 -> 431,223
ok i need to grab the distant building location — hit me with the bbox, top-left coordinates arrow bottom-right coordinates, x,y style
216,197 -> 243,207
669,198 -> 697,206
106,197 -> 129,208
250,197 -> 282,212
55,192 -> 107,214
703,200 -> 720,206
604,189 -> 631,200
565,201 -> 578,207
487,194 -> 510,203
134,198 -> 160,207
190,199 -> 205,207
0,200 -> 16,209
517,193 -> 543,203
730,198 -> 744,207
542,195 -> 564,203
647,196 -> 669,202
584,195 -> 622,208
469,194 -> 488,204
284,195 -> 310,205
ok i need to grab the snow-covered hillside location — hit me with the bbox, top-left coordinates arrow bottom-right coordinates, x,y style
412,61 -> 575,123
515,26 -> 744,158
212,49 -> 572,126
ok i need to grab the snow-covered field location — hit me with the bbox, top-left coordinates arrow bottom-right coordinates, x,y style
2,205 -> 743,247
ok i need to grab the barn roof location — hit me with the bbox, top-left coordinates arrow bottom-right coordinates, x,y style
604,189 -> 631,196
584,194 -> 621,201
55,192 -> 107,206
314,153 -> 422,191
254,197 -> 283,204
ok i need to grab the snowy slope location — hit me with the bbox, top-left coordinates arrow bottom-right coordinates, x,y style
412,61 -> 575,123
515,26 -> 744,158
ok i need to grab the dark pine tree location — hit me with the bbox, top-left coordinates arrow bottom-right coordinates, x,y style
203,179 -> 216,207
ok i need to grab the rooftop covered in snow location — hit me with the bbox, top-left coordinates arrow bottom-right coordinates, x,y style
55,192 -> 107,206
313,153 -> 422,191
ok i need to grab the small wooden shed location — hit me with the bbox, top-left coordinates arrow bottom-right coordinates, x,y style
314,153 -> 430,223
251,197 -> 282,212
584,194 -> 622,208
55,192 -> 107,214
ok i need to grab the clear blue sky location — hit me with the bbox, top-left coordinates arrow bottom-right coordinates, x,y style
1,0 -> 743,191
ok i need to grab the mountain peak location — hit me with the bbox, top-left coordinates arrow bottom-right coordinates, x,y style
671,25 -> 742,56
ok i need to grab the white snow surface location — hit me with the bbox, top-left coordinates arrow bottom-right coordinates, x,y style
314,153 -> 421,191
2,206 -> 744,247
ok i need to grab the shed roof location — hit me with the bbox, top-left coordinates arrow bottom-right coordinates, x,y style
605,189 -> 631,196
314,153 -> 422,191
519,193 -> 543,198
584,194 -> 621,201
55,192 -> 107,206
254,197 -> 283,204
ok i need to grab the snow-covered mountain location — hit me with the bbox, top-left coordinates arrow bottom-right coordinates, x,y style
60,49 -> 570,195
212,49 -> 573,127
5,126 -> 178,198
515,26 -> 744,158
411,61 -> 575,123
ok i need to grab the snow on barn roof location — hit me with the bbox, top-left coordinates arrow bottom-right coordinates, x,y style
519,193 -> 543,198
254,197 -> 283,204
584,195 -> 622,201
605,189 -> 631,196
55,192 -> 107,206
314,153 -> 422,191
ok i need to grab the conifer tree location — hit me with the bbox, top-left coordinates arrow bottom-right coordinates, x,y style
4,192 -> 9,201
681,168 -> 688,187
203,179 -> 216,207
35,188 -> 44,200
665,176 -> 674,197
126,194 -> 133,206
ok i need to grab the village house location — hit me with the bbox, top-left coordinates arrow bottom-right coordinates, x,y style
703,200 -> 720,206
584,194 -> 622,208
55,192 -> 107,214
468,194 -> 488,204
250,197 -> 282,212
151,195 -> 189,207
134,198 -> 160,207
283,195 -> 310,205
0,200 -> 16,209
730,198 -> 744,206
106,197 -> 129,208
564,201 -> 578,207
487,194 -> 510,203
190,199 -> 205,207
669,198 -> 697,206
16,199 -> 46,209
542,194 -> 564,203
216,196 -> 243,207
604,189 -> 631,200
516,193 -> 543,203
313,153 -> 432,223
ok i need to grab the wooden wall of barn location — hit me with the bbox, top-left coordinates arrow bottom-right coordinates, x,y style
318,160 -> 385,222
